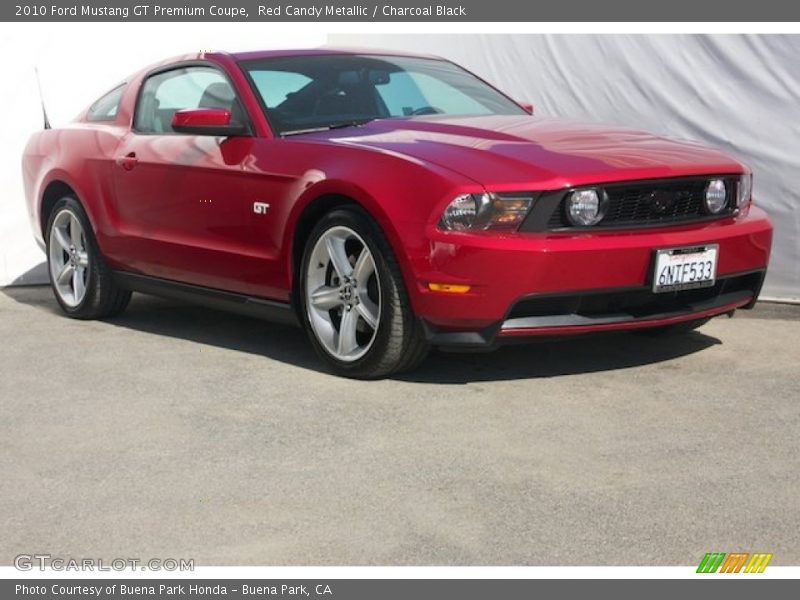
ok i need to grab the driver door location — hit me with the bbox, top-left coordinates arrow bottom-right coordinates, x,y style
110,64 -> 262,295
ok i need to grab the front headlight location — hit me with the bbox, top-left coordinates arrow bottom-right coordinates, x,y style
705,179 -> 728,214
439,192 -> 533,231
566,188 -> 607,226
738,173 -> 752,208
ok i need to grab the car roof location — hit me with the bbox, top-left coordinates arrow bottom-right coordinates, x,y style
122,47 -> 446,88
228,46 -> 443,62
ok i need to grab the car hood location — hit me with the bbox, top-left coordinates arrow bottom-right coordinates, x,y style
305,115 -> 744,188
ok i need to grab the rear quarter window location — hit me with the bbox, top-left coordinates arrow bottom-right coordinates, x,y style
87,85 -> 126,122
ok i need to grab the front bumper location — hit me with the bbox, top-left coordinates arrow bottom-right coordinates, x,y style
411,206 -> 773,347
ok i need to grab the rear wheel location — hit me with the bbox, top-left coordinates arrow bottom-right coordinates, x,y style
46,196 -> 131,319
299,207 -> 428,378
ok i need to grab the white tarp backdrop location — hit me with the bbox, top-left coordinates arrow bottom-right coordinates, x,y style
332,34 -> 800,301
2,31 -> 798,300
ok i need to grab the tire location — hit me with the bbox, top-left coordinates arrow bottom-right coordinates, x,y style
46,196 -> 131,319
298,206 -> 428,378
635,317 -> 711,337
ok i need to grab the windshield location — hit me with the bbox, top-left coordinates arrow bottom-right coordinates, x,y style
241,54 -> 526,136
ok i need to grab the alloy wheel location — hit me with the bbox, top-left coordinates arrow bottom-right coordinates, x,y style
305,225 -> 381,362
49,208 -> 90,307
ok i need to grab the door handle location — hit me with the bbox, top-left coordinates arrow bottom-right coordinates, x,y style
115,152 -> 138,171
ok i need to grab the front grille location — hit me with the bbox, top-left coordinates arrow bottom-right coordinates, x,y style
545,176 -> 739,230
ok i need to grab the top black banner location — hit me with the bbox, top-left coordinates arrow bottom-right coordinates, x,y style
4,0 -> 800,21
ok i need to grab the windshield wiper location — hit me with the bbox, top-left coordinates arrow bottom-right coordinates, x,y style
281,119 -> 375,137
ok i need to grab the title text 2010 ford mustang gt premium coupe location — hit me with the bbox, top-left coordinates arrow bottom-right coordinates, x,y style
22,49 -> 773,378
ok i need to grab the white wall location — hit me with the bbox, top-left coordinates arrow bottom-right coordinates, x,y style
2,30 -> 798,300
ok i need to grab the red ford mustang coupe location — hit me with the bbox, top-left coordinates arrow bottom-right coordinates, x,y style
22,48 -> 773,378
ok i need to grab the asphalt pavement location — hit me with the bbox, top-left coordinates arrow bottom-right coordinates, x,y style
1,286 -> 798,565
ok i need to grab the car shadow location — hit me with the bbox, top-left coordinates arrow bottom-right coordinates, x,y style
1,286 -> 722,383
7,261 -> 48,286
400,331 -> 720,384
13,286 -> 322,371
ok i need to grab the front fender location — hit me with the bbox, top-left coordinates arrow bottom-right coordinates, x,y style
280,145 -> 481,310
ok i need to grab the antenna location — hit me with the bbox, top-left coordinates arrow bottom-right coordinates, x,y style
34,67 -> 51,130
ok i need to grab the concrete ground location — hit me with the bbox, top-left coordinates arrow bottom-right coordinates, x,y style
1,285 -> 798,566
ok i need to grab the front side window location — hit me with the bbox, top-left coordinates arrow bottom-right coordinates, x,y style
242,54 -> 525,135
134,66 -> 244,133
87,84 -> 125,122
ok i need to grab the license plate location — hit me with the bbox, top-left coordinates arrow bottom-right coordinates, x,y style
653,244 -> 718,293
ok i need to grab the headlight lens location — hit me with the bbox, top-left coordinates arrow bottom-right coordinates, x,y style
440,193 -> 482,231
566,188 -> 606,226
738,173 -> 752,208
439,192 -> 533,231
705,179 -> 727,214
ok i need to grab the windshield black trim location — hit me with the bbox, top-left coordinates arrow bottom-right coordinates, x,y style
280,118 -> 378,137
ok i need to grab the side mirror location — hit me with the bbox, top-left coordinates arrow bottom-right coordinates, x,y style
171,108 -> 246,136
518,102 -> 534,115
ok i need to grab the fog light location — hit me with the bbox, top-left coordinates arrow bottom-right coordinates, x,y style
705,179 -> 727,214
566,188 -> 606,226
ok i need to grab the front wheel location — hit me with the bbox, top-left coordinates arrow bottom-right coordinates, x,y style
299,207 -> 428,379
